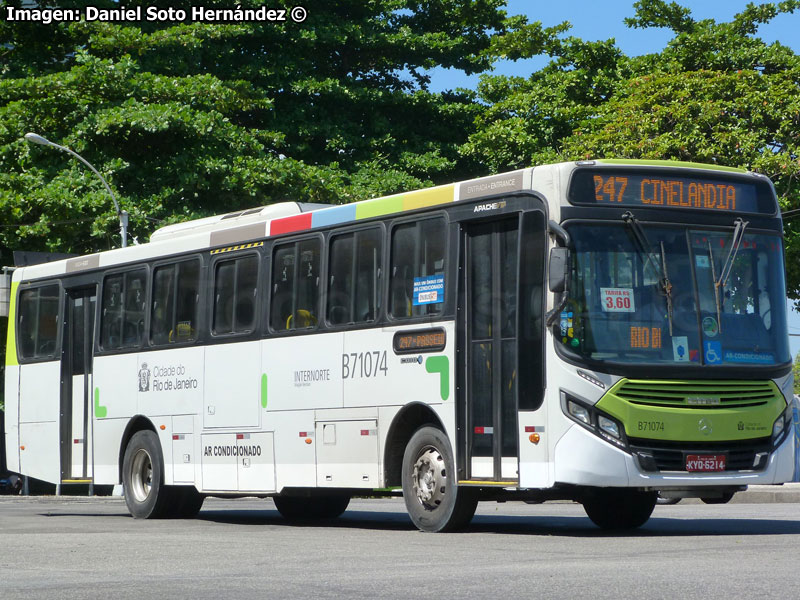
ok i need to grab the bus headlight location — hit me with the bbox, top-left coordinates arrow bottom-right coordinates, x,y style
772,406 -> 792,448
598,415 -> 621,439
562,393 -> 628,450
567,400 -> 591,426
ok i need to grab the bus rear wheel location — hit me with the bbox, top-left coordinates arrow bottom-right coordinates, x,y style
582,489 -> 657,530
122,430 -> 170,519
167,487 -> 205,518
401,426 -> 478,533
273,495 -> 350,520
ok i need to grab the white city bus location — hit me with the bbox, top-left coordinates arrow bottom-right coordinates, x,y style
4,160 -> 795,531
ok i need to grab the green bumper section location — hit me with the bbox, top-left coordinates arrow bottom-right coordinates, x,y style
596,379 -> 786,443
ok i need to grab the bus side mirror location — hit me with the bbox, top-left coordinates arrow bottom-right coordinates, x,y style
548,247 -> 569,293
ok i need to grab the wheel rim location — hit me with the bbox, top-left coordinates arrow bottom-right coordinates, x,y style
130,448 -> 153,503
411,445 -> 447,511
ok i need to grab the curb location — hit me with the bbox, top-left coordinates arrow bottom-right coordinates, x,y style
730,483 -> 800,504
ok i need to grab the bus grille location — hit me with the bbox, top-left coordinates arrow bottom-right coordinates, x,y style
628,437 -> 772,472
614,380 -> 776,409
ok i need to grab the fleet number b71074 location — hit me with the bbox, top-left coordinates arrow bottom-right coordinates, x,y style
342,351 -> 388,379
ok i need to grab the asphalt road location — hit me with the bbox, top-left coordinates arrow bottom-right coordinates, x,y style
2,496 -> 800,599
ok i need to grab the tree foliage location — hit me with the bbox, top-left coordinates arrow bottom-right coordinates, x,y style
0,0 -> 549,255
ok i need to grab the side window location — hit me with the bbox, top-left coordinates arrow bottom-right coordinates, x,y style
212,254 -> 259,335
390,218 -> 446,319
18,284 -> 60,360
327,234 -> 353,325
151,259 -> 200,345
101,269 -> 147,350
327,228 -> 382,326
271,238 -> 320,332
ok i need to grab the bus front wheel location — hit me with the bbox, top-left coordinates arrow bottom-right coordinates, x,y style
401,426 -> 478,533
122,430 -> 170,519
582,488 -> 657,530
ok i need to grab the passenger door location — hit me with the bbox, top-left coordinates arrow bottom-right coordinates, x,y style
60,287 -> 96,483
462,217 -> 520,482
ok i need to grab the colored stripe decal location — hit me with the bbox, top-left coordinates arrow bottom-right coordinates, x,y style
596,158 -> 746,173
402,185 -> 455,211
270,212 -> 312,236
5,280 -> 18,366
311,204 -> 357,228
267,183 -> 457,235
94,388 -> 107,419
425,355 -> 450,401
355,195 -> 404,220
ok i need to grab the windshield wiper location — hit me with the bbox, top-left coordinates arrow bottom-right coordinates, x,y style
712,217 -> 748,335
659,241 -> 674,336
707,240 -> 723,334
622,212 -> 673,335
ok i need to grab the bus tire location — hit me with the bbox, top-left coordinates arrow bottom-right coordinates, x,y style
122,430 -> 170,519
273,495 -> 350,520
401,426 -> 477,533
582,488 -> 657,530
167,487 -> 205,518
701,492 -> 735,505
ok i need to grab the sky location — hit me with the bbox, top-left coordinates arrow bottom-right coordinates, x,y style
428,0 -> 800,358
428,0 -> 800,92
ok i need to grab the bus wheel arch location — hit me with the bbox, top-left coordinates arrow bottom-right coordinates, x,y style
383,403 -> 445,488
118,415 -> 158,484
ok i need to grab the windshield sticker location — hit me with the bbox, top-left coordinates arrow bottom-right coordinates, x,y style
702,316 -> 719,337
704,341 -> 723,364
672,336 -> 689,362
600,287 -> 635,313
695,255 -> 709,268
413,275 -> 444,305
723,351 -> 775,364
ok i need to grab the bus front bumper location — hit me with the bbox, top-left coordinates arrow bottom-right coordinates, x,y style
551,422 -> 795,488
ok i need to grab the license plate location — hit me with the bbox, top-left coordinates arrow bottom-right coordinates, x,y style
685,454 -> 726,472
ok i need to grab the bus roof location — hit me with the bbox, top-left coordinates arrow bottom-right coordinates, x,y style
13,159 -> 759,281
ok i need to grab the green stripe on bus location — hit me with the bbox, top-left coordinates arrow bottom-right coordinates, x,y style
355,195 -> 405,220
425,356 -> 450,401
261,374 -> 268,408
5,280 -> 18,366
94,388 -> 107,418
596,158 -> 746,173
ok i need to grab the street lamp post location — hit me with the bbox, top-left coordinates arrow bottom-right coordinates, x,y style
24,132 -> 128,248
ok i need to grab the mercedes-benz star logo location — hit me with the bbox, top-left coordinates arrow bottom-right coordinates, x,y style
698,418 -> 713,436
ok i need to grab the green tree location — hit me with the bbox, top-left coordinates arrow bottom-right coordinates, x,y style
0,0 -> 553,257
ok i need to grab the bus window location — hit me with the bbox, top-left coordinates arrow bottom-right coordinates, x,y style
151,259 -> 200,345
17,284 -> 60,360
390,218 -> 445,319
327,228 -> 382,326
327,233 -> 354,325
212,254 -> 258,335
101,269 -> 147,350
271,238 -> 320,332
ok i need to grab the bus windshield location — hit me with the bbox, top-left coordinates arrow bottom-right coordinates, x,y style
560,222 -> 790,367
